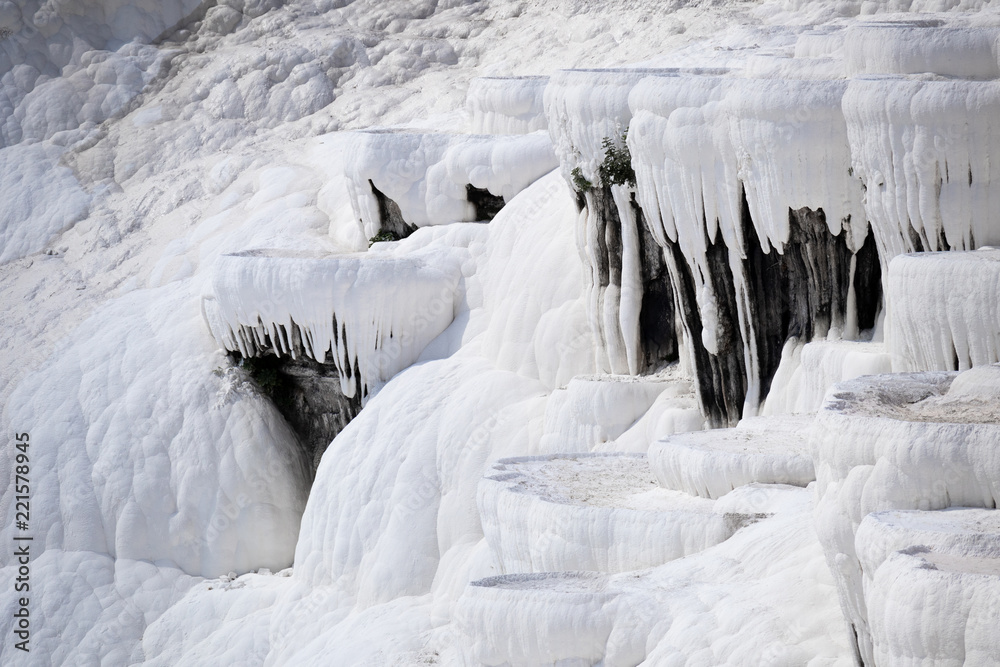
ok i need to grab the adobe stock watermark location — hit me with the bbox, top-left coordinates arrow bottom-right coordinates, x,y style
11,432 -> 32,653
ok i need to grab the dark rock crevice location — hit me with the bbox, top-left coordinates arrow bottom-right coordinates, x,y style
704,227 -> 748,425
741,198 -> 883,405
369,180 -> 417,240
585,184 -> 679,373
853,229 -> 882,332
653,188 -> 884,426
742,201 -> 850,404
272,355 -> 362,474
466,184 -> 506,221
663,229 -> 746,428
633,196 -> 678,369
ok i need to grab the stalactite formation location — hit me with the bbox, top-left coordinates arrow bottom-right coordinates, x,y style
662,232 -> 745,427
585,184 -> 679,376
741,201 -> 880,404
229,336 -> 363,476
206,250 -> 460,402
664,196 -> 882,424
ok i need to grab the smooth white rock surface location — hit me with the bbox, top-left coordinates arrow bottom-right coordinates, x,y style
539,369 -> 699,452
649,415 -> 815,498
478,453 -> 736,574
763,339 -> 893,414
467,76 -> 549,135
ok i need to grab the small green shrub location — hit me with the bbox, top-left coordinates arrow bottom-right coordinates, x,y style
369,229 -> 401,246
570,131 -> 636,193
598,130 -> 636,188
571,167 -> 593,193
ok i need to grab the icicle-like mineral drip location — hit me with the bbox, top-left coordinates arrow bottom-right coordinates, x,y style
467,76 -> 550,135
546,69 -> 662,186
728,78 -> 868,254
627,74 -> 731,247
844,78 -> 1000,263
546,69 -> 663,375
206,250 -> 460,401
888,249 -> 1000,372
629,73 -> 879,423
546,68 -> 731,377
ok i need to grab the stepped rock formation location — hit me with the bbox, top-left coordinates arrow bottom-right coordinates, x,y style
5,2 -> 1000,665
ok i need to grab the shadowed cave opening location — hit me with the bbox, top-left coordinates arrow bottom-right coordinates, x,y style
225,323 -> 363,476
466,184 -> 506,221
368,181 -> 509,243
369,179 -> 417,240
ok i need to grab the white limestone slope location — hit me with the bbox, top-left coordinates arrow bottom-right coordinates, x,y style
605,380 -> 705,453
467,76 -> 549,135
649,415 -> 815,498
6,0 -> 1000,665
0,143 -> 91,263
473,170 -> 598,390
0,284 -> 310,579
478,453 -> 735,574
290,169 -> 594,607
0,551 -> 198,666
